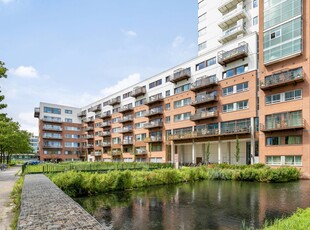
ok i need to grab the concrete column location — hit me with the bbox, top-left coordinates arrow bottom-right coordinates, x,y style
250,117 -> 255,164
170,141 -> 174,164
218,140 -> 222,164
192,141 -> 195,164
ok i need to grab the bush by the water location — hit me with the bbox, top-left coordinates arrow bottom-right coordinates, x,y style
49,165 -> 300,197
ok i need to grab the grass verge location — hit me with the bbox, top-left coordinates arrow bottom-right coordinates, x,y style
10,176 -> 24,230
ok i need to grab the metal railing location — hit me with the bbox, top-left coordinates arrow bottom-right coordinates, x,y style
170,68 -> 191,83
132,86 -> 146,97
191,76 -> 218,91
218,42 -> 248,65
260,70 -> 304,90
190,111 -> 218,121
192,95 -> 217,105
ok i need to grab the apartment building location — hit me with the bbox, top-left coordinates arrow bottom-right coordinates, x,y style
34,103 -> 84,162
34,0 -> 310,176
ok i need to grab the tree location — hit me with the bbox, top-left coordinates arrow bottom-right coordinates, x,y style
0,61 -> 8,111
235,136 -> 240,164
204,142 -> 210,164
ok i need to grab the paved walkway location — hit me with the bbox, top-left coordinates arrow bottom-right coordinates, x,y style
18,174 -> 104,230
0,166 -> 21,230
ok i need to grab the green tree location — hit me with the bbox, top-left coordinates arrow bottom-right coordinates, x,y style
235,136 -> 240,164
0,61 -> 8,111
204,142 -> 210,164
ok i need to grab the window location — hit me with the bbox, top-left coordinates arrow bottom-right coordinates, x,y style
253,16 -> 258,26
196,57 -> 216,71
112,127 -> 121,133
135,98 -> 146,107
174,84 -> 190,94
135,110 -> 146,118
206,57 -> 216,66
236,82 -> 248,92
165,76 -> 170,82
198,42 -> 207,51
223,86 -> 234,96
285,89 -> 302,101
135,122 -> 146,129
266,137 -> 280,146
223,65 -> 248,79
149,79 -> 162,89
165,116 -> 170,124
266,156 -> 281,165
65,118 -> 72,123
165,103 -> 171,110
265,111 -> 302,129
123,91 -> 132,99
285,135 -> 302,145
237,100 -> 248,110
266,156 -> 302,166
266,89 -> 302,105
270,29 -> 281,40
223,100 -> 248,112
151,143 -> 162,152
135,133 -> 146,141
64,126 -> 80,131
166,90 -> 170,97
44,107 -> 61,114
196,61 -> 206,71
174,98 -> 191,108
65,142 -> 80,148
222,82 -> 249,96
112,137 -> 121,144
285,156 -> 302,166
112,108 -> 119,113
223,103 -> 234,113
174,112 -> 191,122
253,0 -> 258,8
112,117 -> 121,123
65,109 -> 72,114
65,134 -> 80,139
198,27 -> 207,37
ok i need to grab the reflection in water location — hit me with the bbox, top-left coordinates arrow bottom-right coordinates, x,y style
75,180 -> 310,230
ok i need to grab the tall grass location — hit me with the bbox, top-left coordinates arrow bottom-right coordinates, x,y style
48,165 -> 300,197
10,176 -> 24,230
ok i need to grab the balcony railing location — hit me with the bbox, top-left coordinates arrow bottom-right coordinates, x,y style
89,105 -> 102,112
100,111 -> 111,119
112,150 -> 122,156
131,86 -> 146,98
119,106 -> 133,113
145,94 -> 163,105
43,135 -> 62,139
143,136 -> 162,142
170,68 -> 191,83
42,118 -> 62,123
191,76 -> 218,92
77,111 -> 87,117
99,121 -> 111,128
190,111 -> 218,121
119,116 -> 134,123
221,126 -> 251,135
108,97 -> 121,106
145,109 -> 163,117
120,127 -> 133,133
260,119 -> 305,132
94,151 -> 102,156
102,142 -> 111,147
144,121 -> 163,129
87,144 -> 94,148
218,3 -> 247,30
86,135 -> 94,139
122,140 -> 133,145
135,149 -> 147,155
34,107 -> 40,118
43,145 -> 62,149
99,131 -> 111,137
218,0 -> 243,14
191,95 -> 218,106
260,71 -> 304,90
85,126 -> 94,131
84,117 -> 94,123
42,126 -> 62,132
218,24 -> 246,44
218,42 -> 248,65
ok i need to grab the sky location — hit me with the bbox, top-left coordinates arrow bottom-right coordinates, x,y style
0,0 -> 198,135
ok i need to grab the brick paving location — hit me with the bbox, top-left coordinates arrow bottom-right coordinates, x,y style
18,174 -> 104,230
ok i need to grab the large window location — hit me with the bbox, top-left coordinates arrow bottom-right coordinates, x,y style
174,98 -> 191,108
135,98 -> 146,107
223,65 -> 248,79
223,82 -> 248,96
174,112 -> 191,122
222,100 -> 248,113
44,107 -> 61,114
196,57 -> 216,71
265,110 -> 302,129
266,155 -> 302,166
135,133 -> 146,141
266,89 -> 302,105
149,79 -> 162,89
174,84 -> 190,94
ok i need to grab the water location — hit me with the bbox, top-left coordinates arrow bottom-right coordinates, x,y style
75,180 -> 310,230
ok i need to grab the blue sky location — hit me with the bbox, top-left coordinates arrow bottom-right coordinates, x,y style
0,0 -> 197,134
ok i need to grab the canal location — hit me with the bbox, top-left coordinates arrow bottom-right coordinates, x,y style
75,180 -> 310,229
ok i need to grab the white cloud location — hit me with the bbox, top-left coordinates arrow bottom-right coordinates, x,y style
9,66 -> 39,78
0,0 -> 14,4
122,29 -> 137,37
18,112 -> 38,135
172,35 -> 185,48
100,73 -> 141,97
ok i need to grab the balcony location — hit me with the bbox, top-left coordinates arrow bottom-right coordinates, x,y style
191,95 -> 218,106
168,129 -> 219,141
102,142 -> 111,147
145,109 -> 163,117
190,111 -> 218,121
122,140 -> 133,145
94,151 -> 102,156
220,126 -> 250,136
87,144 -> 94,148
42,135 -> 62,140
108,97 -> 121,106
34,107 -> 40,118
191,76 -> 218,92
260,70 -> 304,90
218,23 -> 246,44
144,121 -> 163,129
99,121 -> 111,128
85,126 -> 94,131
143,136 -> 162,143
77,111 -> 87,117
84,117 -> 94,123
218,42 -> 248,65
112,149 -> 122,156
170,68 -> 191,83
86,135 -> 94,139
119,116 -> 133,123
135,149 -> 148,155
100,111 -> 111,119
218,0 -> 244,14
120,127 -> 133,133
42,118 -> 62,123
89,105 -> 102,112
119,105 -> 133,114
218,3 -> 247,30
42,126 -> 62,132
131,86 -> 146,98
145,94 -> 163,106
99,131 -> 111,137
43,145 -> 62,149
260,119 -> 305,132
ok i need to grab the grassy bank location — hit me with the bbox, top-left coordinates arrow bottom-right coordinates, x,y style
263,208 -> 310,230
10,176 -> 24,230
48,165 -> 300,197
